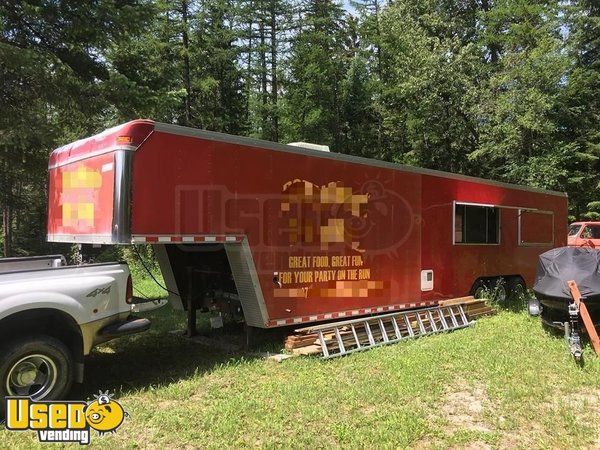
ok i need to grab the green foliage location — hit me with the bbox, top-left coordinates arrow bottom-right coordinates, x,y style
0,0 -> 599,256
380,0 -> 481,173
473,1 -> 570,189
282,0 -> 348,149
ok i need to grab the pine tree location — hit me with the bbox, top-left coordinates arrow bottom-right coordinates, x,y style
471,1 -> 571,190
347,1 -> 386,157
378,0 -> 481,173
191,0 -> 247,133
0,0 -> 152,255
282,0 -> 348,150
560,0 -> 600,219
241,0 -> 289,141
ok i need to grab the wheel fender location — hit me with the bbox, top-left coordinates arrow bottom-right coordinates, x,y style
0,292 -> 86,324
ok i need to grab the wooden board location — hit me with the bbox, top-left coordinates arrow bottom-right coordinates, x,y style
283,295 -> 496,357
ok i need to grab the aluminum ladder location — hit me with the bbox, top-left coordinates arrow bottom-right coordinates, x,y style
307,305 -> 471,359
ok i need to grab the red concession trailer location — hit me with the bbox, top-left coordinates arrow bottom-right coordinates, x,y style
47,120 -> 568,328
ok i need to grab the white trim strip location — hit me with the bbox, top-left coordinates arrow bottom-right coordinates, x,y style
47,234 -> 114,244
270,301 -> 444,327
130,235 -> 244,243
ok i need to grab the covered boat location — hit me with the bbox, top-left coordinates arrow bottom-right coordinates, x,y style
533,246 -> 600,326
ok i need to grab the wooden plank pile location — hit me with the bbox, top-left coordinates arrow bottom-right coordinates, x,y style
284,296 -> 496,356
285,321 -> 395,356
284,334 -> 322,355
438,296 -> 497,319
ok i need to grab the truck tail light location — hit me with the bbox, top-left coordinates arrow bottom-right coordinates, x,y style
126,275 -> 133,304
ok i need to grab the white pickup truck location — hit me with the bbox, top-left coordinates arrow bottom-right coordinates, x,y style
0,255 -> 150,409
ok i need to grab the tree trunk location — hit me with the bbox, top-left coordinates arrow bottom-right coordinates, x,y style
181,0 -> 192,125
259,13 -> 268,138
481,0 -> 499,63
374,0 -> 383,80
245,0 -> 254,125
270,1 -> 279,142
373,0 -> 384,150
2,206 -> 11,257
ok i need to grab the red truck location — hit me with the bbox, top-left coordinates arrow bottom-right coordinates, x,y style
47,120 -> 568,329
568,222 -> 600,248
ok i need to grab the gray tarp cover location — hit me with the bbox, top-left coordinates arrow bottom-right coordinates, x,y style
533,247 -> 600,300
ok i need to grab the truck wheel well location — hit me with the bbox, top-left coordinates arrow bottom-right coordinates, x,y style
0,309 -> 83,364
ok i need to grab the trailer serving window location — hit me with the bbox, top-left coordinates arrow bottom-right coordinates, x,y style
518,209 -> 554,246
454,203 -> 500,244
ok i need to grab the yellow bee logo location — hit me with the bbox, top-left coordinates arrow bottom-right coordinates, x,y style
84,392 -> 127,435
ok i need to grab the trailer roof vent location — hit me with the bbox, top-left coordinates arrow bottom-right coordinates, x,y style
287,142 -> 330,152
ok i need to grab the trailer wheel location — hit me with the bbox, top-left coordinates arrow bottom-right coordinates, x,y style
471,280 -> 488,299
492,281 -> 507,303
0,335 -> 74,416
507,277 -> 526,302
471,278 -> 507,302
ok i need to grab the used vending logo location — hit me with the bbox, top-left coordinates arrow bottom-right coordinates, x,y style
4,391 -> 128,445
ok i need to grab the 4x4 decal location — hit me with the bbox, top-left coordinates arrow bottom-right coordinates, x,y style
86,286 -> 111,298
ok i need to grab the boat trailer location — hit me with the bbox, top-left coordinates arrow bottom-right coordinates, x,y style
565,280 -> 600,362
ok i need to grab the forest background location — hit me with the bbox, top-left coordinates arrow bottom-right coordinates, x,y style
0,0 -> 598,257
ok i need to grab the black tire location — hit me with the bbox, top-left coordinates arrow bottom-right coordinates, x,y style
0,335 -> 74,416
507,277 -> 526,302
492,279 -> 508,303
471,279 -> 488,299
471,278 -> 507,302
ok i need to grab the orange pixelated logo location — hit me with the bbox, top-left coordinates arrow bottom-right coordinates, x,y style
61,166 -> 102,228
281,180 -> 369,251
278,279 -> 385,298
277,180 -> 387,299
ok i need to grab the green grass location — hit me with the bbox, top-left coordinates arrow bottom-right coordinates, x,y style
129,263 -> 168,300
2,303 -> 600,448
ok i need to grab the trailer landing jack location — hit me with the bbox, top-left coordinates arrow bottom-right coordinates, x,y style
566,280 -> 600,362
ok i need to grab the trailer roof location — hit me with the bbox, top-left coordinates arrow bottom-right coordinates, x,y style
49,120 -> 566,198
154,122 -> 567,198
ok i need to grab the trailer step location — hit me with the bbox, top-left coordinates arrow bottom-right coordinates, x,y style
291,305 -> 472,359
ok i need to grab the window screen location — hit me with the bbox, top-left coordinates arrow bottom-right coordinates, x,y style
454,204 -> 499,244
